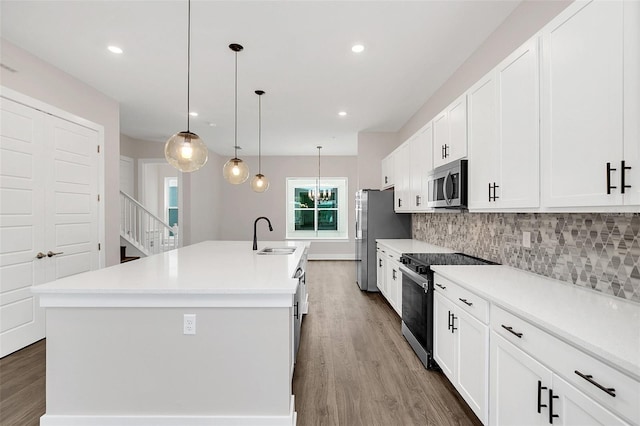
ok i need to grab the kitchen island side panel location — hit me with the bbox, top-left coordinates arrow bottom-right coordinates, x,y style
45,306 -> 292,416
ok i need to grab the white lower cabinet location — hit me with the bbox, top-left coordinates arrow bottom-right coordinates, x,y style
434,278 -> 489,424
376,244 -> 402,316
490,332 -> 553,425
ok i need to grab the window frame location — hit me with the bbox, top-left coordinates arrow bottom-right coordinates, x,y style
286,177 -> 348,240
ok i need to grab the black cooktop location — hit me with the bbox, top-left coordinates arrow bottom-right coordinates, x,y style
402,252 -> 497,268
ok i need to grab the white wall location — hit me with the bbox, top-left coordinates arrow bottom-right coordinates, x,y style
1,39 -> 121,266
357,132 -> 399,190
218,155 -> 358,259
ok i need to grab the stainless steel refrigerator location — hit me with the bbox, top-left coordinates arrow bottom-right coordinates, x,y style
355,189 -> 411,291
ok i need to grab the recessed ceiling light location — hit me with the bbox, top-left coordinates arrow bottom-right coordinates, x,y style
189,111 -> 198,117
351,44 -> 365,53
107,45 -> 123,54
338,111 -> 347,116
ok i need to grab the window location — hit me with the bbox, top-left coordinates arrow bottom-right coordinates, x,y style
286,177 -> 348,239
165,177 -> 178,235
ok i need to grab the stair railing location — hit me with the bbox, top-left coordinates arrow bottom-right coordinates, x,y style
120,191 -> 179,255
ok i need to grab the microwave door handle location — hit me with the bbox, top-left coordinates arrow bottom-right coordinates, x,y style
443,171 -> 452,205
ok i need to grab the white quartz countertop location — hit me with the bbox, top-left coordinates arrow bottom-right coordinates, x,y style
376,239 -> 454,254
431,265 -> 640,380
32,241 -> 309,308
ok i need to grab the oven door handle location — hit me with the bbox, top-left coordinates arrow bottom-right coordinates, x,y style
399,265 -> 429,290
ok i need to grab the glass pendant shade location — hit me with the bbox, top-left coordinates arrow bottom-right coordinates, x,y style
165,131 -> 208,172
251,173 -> 269,192
223,157 -> 250,184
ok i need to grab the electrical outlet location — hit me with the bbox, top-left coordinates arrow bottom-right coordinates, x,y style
183,314 -> 196,335
522,231 -> 531,249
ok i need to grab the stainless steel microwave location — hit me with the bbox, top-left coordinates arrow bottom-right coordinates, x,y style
427,159 -> 468,209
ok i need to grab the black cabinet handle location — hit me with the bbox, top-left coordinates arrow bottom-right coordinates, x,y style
294,302 -> 299,319
379,259 -> 382,268
607,162 -> 617,194
548,389 -> 559,424
447,310 -> 452,330
493,183 -> 499,200
392,269 -> 397,280
501,324 -> 523,338
574,370 -> 616,397
458,298 -> 473,306
435,283 -> 446,290
488,182 -> 492,202
451,314 -> 457,333
537,381 -> 548,414
621,160 -> 631,194
442,145 -> 445,159
416,195 -> 421,206
385,175 -> 388,184
398,198 -> 402,208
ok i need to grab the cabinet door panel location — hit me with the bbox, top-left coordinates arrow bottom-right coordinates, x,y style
499,38 -> 540,208
623,0 -> 640,205
448,95 -> 468,164
433,112 -> 449,169
376,251 -> 386,294
433,292 -> 456,380
394,143 -> 410,212
541,0 -> 624,207
490,332 -> 552,426
456,308 -> 489,424
553,375 -> 629,426
468,73 -> 498,210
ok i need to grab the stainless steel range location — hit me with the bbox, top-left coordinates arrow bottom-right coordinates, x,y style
399,252 -> 496,369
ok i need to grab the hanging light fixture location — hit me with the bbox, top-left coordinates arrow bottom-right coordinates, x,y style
164,0 -> 208,173
308,146 -> 331,203
250,90 -> 269,192
223,43 -> 250,184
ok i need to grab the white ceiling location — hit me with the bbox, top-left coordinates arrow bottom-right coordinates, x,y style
1,1 -> 520,156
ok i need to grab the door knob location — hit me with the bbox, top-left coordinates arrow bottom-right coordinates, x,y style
36,252 -> 46,259
47,251 -> 64,257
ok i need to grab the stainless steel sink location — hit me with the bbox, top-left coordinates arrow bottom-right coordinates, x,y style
257,247 -> 296,255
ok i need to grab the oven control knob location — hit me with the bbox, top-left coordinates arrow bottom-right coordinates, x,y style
400,256 -> 409,265
416,265 -> 428,274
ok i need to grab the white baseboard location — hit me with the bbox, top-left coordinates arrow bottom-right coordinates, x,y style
41,397 -> 295,426
308,253 -> 355,260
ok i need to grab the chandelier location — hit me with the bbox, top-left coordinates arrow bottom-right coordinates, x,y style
308,146 -> 331,202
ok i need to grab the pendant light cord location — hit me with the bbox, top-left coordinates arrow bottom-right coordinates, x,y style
186,0 -> 191,132
258,94 -> 262,173
234,50 -> 238,159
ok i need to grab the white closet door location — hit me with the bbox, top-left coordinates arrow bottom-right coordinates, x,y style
44,115 -> 99,281
0,98 -> 46,357
119,155 -> 134,197
0,97 -> 100,357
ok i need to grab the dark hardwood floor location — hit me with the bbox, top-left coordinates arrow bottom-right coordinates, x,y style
0,260 -> 480,426
0,338 -> 45,426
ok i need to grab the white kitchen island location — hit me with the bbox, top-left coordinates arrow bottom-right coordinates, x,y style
32,240 -> 310,426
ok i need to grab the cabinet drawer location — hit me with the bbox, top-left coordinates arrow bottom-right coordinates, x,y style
433,274 -> 489,324
491,305 -> 640,424
385,248 -> 402,263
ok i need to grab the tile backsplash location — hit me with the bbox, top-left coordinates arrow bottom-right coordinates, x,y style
412,213 -> 640,303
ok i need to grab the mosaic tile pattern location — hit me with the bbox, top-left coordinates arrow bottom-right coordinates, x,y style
412,213 -> 640,303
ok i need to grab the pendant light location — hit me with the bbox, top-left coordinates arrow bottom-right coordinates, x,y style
251,90 -> 269,192
308,146 -> 331,203
164,0 -> 208,173
223,43 -> 250,184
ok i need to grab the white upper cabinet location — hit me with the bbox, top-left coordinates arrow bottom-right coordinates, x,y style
541,0 -> 639,208
394,142 -> 411,212
381,151 -> 395,190
409,123 -> 433,212
468,37 -> 540,210
433,94 -> 468,169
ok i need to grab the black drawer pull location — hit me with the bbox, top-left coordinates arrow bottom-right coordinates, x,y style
549,389 -> 559,424
451,314 -> 457,333
537,381 -> 548,413
458,298 -> 473,306
621,160 -> 631,194
574,370 -> 616,397
294,302 -> 299,320
447,310 -> 452,330
607,162 -> 617,194
435,283 -> 446,290
501,325 -> 523,338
